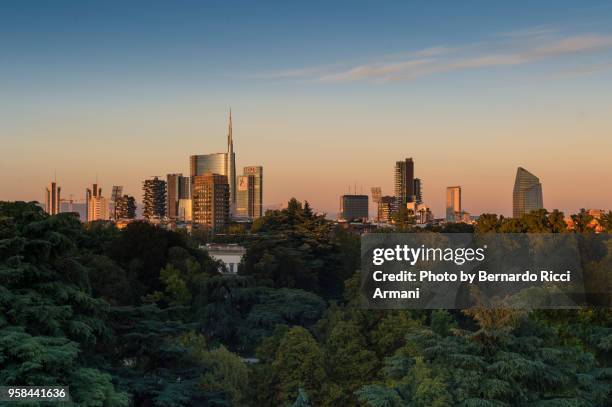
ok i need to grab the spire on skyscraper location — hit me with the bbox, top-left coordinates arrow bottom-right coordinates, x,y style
227,108 -> 233,154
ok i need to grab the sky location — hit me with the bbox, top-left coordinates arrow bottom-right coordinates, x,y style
1,0 -> 612,217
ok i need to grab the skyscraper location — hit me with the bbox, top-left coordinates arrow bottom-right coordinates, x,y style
371,187 -> 382,204
189,110 -> 237,209
143,176 -> 167,220
86,183 -> 108,221
236,166 -> 263,220
115,195 -> 136,219
513,167 -> 543,218
446,186 -> 461,222
413,178 -> 422,204
394,158 -> 415,211
111,186 -> 123,202
45,181 -> 61,215
192,173 -> 230,232
166,173 -> 190,220
88,196 -> 109,221
110,185 -> 123,220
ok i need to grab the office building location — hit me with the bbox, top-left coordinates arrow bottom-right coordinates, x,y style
167,173 -> 191,220
178,199 -> 193,222
203,243 -> 246,274
395,158 -> 415,210
414,178 -> 422,204
189,110 -> 237,208
377,196 -> 395,223
143,176 -> 167,220
513,167 -> 543,218
192,173 -> 229,232
339,194 -> 369,222
236,166 -> 263,220
85,183 -> 102,220
371,187 -> 382,204
111,186 -> 123,202
86,183 -> 109,221
446,186 -> 462,222
115,195 -> 136,219
88,197 -> 109,221
110,186 -> 123,220
44,181 -> 61,215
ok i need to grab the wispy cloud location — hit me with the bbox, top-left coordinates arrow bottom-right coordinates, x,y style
550,61 -> 612,79
496,25 -> 559,38
258,29 -> 612,83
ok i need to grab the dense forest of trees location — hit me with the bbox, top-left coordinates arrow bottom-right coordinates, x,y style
0,200 -> 610,406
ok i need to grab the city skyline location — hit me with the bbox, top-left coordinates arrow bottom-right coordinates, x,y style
2,1 -> 612,216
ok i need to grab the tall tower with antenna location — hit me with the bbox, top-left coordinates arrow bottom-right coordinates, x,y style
227,108 -> 237,209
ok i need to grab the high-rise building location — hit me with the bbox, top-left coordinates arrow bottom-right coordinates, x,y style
143,177 -> 167,220
44,181 -> 61,215
446,186 -> 461,222
178,199 -> 193,222
192,173 -> 229,232
371,187 -> 382,204
189,110 -> 237,209
86,183 -> 108,221
236,166 -> 263,220
513,167 -> 543,218
395,158 -> 415,211
377,196 -> 395,223
414,178 -> 422,204
236,175 -> 252,219
115,195 -> 136,219
167,173 -> 190,220
111,186 -> 123,202
88,197 -> 109,221
339,194 -> 369,222
110,186 -> 123,220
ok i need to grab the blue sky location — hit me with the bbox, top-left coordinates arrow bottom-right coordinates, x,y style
2,1 -> 612,216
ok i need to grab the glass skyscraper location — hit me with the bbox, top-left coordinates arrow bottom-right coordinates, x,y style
512,167 -> 543,218
166,173 -> 190,220
189,110 -> 237,209
446,186 -> 462,222
236,166 -> 263,220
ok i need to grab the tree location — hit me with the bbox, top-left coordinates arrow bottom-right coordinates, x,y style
357,310 -> 610,406
104,305 -> 210,406
392,206 -> 416,229
271,327 -> 325,405
242,198 -> 354,300
599,210 -> 612,232
0,202 -> 128,405
548,209 -> 567,233
322,321 -> 378,405
198,345 -> 249,405
474,214 -> 501,233
196,275 -> 326,353
571,208 -> 594,233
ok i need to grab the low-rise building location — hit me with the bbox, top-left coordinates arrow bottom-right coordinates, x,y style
203,243 -> 246,274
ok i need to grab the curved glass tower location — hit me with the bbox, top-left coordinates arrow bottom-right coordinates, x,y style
189,110 -> 237,210
512,167 -> 543,218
